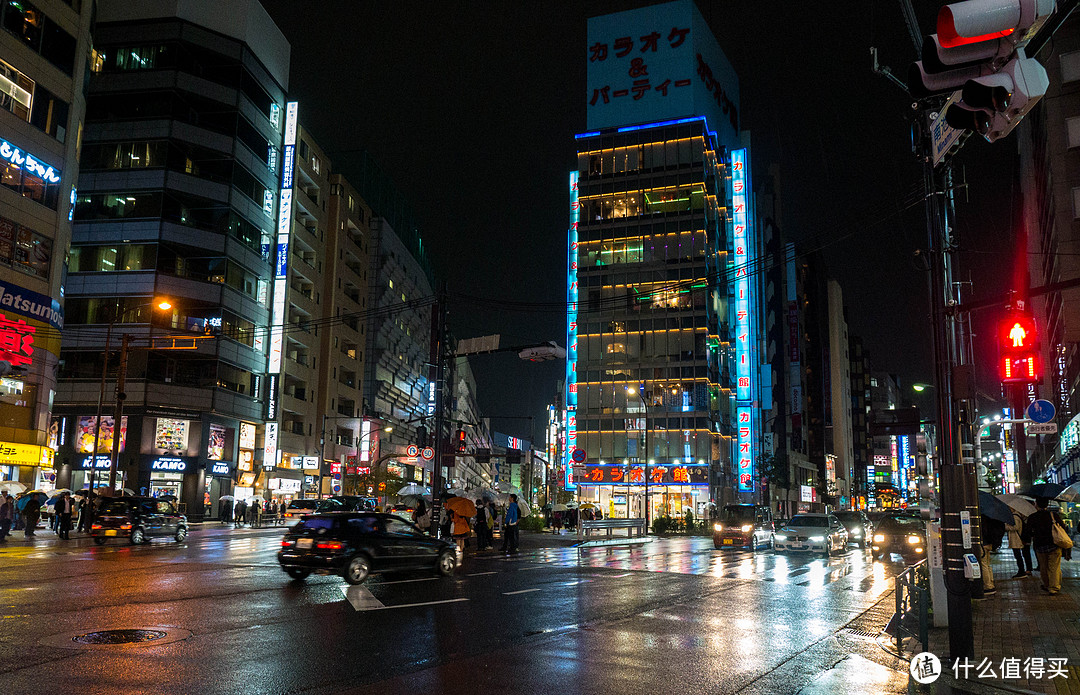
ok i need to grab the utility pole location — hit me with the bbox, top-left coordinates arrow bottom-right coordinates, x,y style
108,333 -> 131,492
428,283 -> 448,537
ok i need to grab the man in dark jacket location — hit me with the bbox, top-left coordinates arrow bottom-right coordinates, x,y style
978,515 -> 1006,596
54,491 -> 74,540
1029,497 -> 1067,595
0,491 -> 13,541
22,496 -> 40,537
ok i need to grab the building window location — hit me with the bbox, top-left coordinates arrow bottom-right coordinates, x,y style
1072,187 -> 1080,219
0,0 -> 76,75
310,154 -> 320,175
1062,51 -> 1080,84
0,159 -> 59,208
112,45 -> 168,71
0,57 -> 69,141
0,214 -> 51,279
1068,117 -> 1080,149
0,57 -> 32,121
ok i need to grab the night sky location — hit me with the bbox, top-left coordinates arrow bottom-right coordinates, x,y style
259,1 -> 1018,436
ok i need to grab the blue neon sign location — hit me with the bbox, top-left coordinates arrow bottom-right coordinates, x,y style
565,171 -> 580,490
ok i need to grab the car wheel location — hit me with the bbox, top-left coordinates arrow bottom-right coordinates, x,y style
436,550 -> 456,577
344,554 -> 371,585
286,568 -> 311,580
130,528 -> 145,545
174,527 -> 187,542
93,536 -> 107,545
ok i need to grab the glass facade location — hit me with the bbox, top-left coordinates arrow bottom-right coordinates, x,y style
570,118 -> 737,514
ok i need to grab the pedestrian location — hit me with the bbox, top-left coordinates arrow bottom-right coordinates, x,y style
487,501 -> 498,542
279,500 -> 287,525
553,510 -> 563,534
55,491 -> 74,540
250,500 -> 261,528
413,498 -> 430,531
502,494 -> 520,554
0,491 -> 13,541
474,499 -> 491,550
1029,497 -> 1069,595
595,508 -> 603,520
977,514 -> 1005,595
1005,510 -> 1033,578
22,495 -> 40,538
234,499 -> 247,527
451,509 -> 471,564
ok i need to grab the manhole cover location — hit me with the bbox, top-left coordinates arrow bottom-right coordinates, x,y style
41,626 -> 192,650
73,629 -> 168,645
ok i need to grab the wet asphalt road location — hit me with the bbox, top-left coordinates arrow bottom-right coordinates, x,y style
0,526 -> 917,695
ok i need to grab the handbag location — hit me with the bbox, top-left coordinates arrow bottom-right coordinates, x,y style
1052,519 -> 1074,550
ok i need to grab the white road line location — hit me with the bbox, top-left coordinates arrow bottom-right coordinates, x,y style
370,598 -> 470,610
608,572 -> 633,578
467,571 -> 498,576
341,585 -> 386,611
375,577 -> 438,585
503,588 -> 541,595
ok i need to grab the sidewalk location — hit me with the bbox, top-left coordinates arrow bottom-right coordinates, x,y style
928,550 -> 1080,694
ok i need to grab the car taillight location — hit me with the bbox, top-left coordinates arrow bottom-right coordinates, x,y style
281,539 -> 294,547
91,524 -> 102,530
316,541 -> 343,550
120,524 -> 132,530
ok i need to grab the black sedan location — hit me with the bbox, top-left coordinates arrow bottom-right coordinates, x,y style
871,515 -> 927,563
833,510 -> 872,549
278,512 -> 457,584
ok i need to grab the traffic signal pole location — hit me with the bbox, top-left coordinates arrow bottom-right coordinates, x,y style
921,121 -> 979,662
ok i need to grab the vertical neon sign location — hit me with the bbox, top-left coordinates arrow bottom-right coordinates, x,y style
565,171 -> 579,491
265,101 -> 297,468
732,148 -> 754,492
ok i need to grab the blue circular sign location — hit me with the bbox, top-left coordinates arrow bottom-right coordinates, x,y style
332,484 -> 341,493
571,448 -> 586,463
1027,399 -> 1056,424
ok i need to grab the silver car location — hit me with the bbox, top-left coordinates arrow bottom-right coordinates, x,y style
773,513 -> 848,556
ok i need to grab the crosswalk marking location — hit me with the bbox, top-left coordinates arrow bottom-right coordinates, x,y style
342,585 -> 385,611
503,588 -> 541,595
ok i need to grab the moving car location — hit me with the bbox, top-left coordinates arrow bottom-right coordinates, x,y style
713,504 -> 774,549
278,512 -> 456,584
91,497 -> 188,545
283,499 -> 319,520
833,510 -> 872,548
871,515 -> 927,563
315,495 -> 370,513
773,513 -> 848,555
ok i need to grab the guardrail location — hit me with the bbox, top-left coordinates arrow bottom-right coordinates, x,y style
578,518 -> 647,540
892,558 -> 930,654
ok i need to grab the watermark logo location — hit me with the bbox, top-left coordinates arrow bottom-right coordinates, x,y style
910,652 -> 942,684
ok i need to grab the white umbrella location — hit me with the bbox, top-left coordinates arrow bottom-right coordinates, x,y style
121,487 -> 137,496
446,487 -> 469,497
997,494 -> 1037,517
218,495 -> 235,501
396,484 -> 431,497
515,498 -> 532,518
0,481 -> 27,494
552,503 -> 569,512
48,488 -> 72,497
565,500 -> 579,508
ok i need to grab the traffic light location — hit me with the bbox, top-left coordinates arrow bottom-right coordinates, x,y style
908,0 -> 1054,142
415,425 -> 428,448
455,429 -> 466,454
506,449 -> 522,465
998,309 -> 1041,384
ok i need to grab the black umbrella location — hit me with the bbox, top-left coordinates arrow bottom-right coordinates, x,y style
1017,483 -> 1066,499
978,491 -> 1014,524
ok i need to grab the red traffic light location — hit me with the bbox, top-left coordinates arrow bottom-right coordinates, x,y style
455,429 -> 466,453
998,313 -> 1036,352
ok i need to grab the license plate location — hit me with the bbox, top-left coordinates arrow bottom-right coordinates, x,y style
104,530 -> 118,536
723,539 -> 734,545
790,542 -> 804,548
296,538 -> 312,549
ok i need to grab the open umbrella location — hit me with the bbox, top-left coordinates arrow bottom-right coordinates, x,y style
1017,483 -> 1066,499
398,494 -> 428,508
515,498 -> 532,518
978,490 -> 1014,524
565,500 -> 579,509
72,489 -> 90,497
551,503 -> 569,512
446,487 -> 469,497
15,492 -> 47,510
1057,482 -> 1080,503
997,494 -> 1037,517
397,484 -> 431,497
218,495 -> 235,501
48,488 -> 72,497
444,496 -> 477,517
121,487 -> 137,496
0,481 -> 26,494
578,503 -> 598,510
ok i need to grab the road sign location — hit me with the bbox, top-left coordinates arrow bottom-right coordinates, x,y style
1027,399 -> 1056,424
571,448 -> 586,463
332,484 -> 341,493
931,93 -> 964,166
1027,422 -> 1058,434
406,444 -> 419,457
420,447 -> 434,460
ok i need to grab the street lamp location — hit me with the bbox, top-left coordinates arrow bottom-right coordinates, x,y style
627,385 -> 650,530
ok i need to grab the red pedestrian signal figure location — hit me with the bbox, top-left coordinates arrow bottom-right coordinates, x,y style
998,311 -> 1040,384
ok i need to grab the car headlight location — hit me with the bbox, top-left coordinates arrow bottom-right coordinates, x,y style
874,534 -> 885,542
809,536 -> 825,542
774,534 -> 787,541
740,524 -> 753,533
851,529 -> 861,536
907,536 -> 921,545
713,523 -> 722,532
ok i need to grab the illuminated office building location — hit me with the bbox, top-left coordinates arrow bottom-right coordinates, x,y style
566,0 -> 761,517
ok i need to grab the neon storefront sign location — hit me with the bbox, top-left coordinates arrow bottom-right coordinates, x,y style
564,171 -> 580,490
732,148 -> 754,492
0,139 -> 60,184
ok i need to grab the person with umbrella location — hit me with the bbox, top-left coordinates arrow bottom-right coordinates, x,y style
0,490 -> 13,541
474,498 -> 492,550
502,493 -> 521,554
1029,497 -> 1069,595
234,498 -> 247,528
443,496 -> 476,564
54,491 -> 74,540
21,493 -> 41,538
1002,497 -> 1036,579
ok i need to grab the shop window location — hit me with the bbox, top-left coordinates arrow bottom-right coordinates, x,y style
0,57 -> 33,121
0,214 -> 50,279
